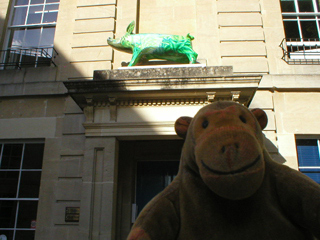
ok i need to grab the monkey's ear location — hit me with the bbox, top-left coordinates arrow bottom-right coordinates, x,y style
175,117 -> 193,139
251,108 -> 268,130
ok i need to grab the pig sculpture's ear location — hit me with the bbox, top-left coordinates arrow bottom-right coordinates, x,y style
126,21 -> 135,34
175,117 -> 193,139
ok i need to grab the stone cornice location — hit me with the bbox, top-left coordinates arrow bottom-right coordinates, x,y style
64,74 -> 261,93
64,76 -> 261,108
63,66 -> 262,125
63,66 -> 263,135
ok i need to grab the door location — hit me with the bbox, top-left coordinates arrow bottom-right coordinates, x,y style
115,140 -> 183,240
135,160 -> 179,216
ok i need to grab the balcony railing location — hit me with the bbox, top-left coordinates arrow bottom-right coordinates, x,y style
0,47 -> 58,69
280,38 -> 320,64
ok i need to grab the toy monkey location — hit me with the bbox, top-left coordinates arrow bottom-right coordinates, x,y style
127,101 -> 320,240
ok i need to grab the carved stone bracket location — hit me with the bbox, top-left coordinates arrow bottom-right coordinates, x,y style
84,97 -> 94,123
109,97 -> 117,122
231,91 -> 241,102
207,92 -> 216,103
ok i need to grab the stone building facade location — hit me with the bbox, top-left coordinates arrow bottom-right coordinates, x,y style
0,0 -> 319,239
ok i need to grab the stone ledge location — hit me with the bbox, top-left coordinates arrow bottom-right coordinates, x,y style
0,82 -> 67,97
94,65 -> 233,80
0,67 -> 57,84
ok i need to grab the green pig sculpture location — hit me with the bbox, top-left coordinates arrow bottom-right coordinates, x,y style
107,21 -> 198,66
127,101 -> 320,240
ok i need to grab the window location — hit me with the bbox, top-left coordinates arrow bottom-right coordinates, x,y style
1,0 -> 59,69
296,139 -> 320,184
280,0 -> 320,63
0,142 -> 44,240
281,0 -> 320,39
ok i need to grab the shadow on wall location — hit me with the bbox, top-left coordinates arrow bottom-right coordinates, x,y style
264,135 -> 287,164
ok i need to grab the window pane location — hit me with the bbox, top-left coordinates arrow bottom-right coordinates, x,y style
296,139 -> 320,166
31,0 -> 44,4
0,171 -> 19,198
43,11 -> 58,23
283,20 -> 301,39
12,7 -> 27,25
10,29 -> 25,48
0,201 -> 17,228
15,230 -> 35,240
16,201 -> 38,228
43,4 -> 59,23
39,27 -> 55,47
45,4 -> 59,11
46,0 -> 60,2
27,5 -> 43,24
301,20 -> 319,38
24,28 -> 40,48
0,230 -> 14,240
23,143 -> 44,169
1,144 -> 23,169
300,171 -> 320,183
16,0 -> 29,5
18,171 -> 42,198
281,0 -> 296,12
298,0 -> 315,12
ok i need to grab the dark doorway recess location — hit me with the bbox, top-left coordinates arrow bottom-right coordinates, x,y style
116,139 -> 183,240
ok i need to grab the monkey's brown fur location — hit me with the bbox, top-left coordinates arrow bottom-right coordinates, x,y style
127,101 -> 320,240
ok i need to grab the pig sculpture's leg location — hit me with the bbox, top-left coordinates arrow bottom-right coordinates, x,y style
184,47 -> 198,64
128,47 -> 143,66
186,52 -> 198,64
175,41 -> 198,64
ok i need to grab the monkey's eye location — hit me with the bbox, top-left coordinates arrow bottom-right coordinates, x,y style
239,115 -> 246,124
202,120 -> 209,129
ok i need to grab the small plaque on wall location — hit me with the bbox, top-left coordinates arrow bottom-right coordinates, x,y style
65,207 -> 80,222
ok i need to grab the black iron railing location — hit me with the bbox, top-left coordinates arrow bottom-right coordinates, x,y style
280,38 -> 320,64
0,47 -> 58,69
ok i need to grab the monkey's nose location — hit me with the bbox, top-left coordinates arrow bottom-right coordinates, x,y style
221,143 -> 239,154
221,143 -> 240,169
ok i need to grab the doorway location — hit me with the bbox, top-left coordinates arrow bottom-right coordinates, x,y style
115,140 -> 183,240
136,161 -> 179,216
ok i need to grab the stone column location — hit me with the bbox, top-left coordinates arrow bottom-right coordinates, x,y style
79,137 -> 118,240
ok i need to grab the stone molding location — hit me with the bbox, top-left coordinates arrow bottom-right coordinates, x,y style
92,93 -> 243,107
83,121 -> 177,137
95,98 -> 206,107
